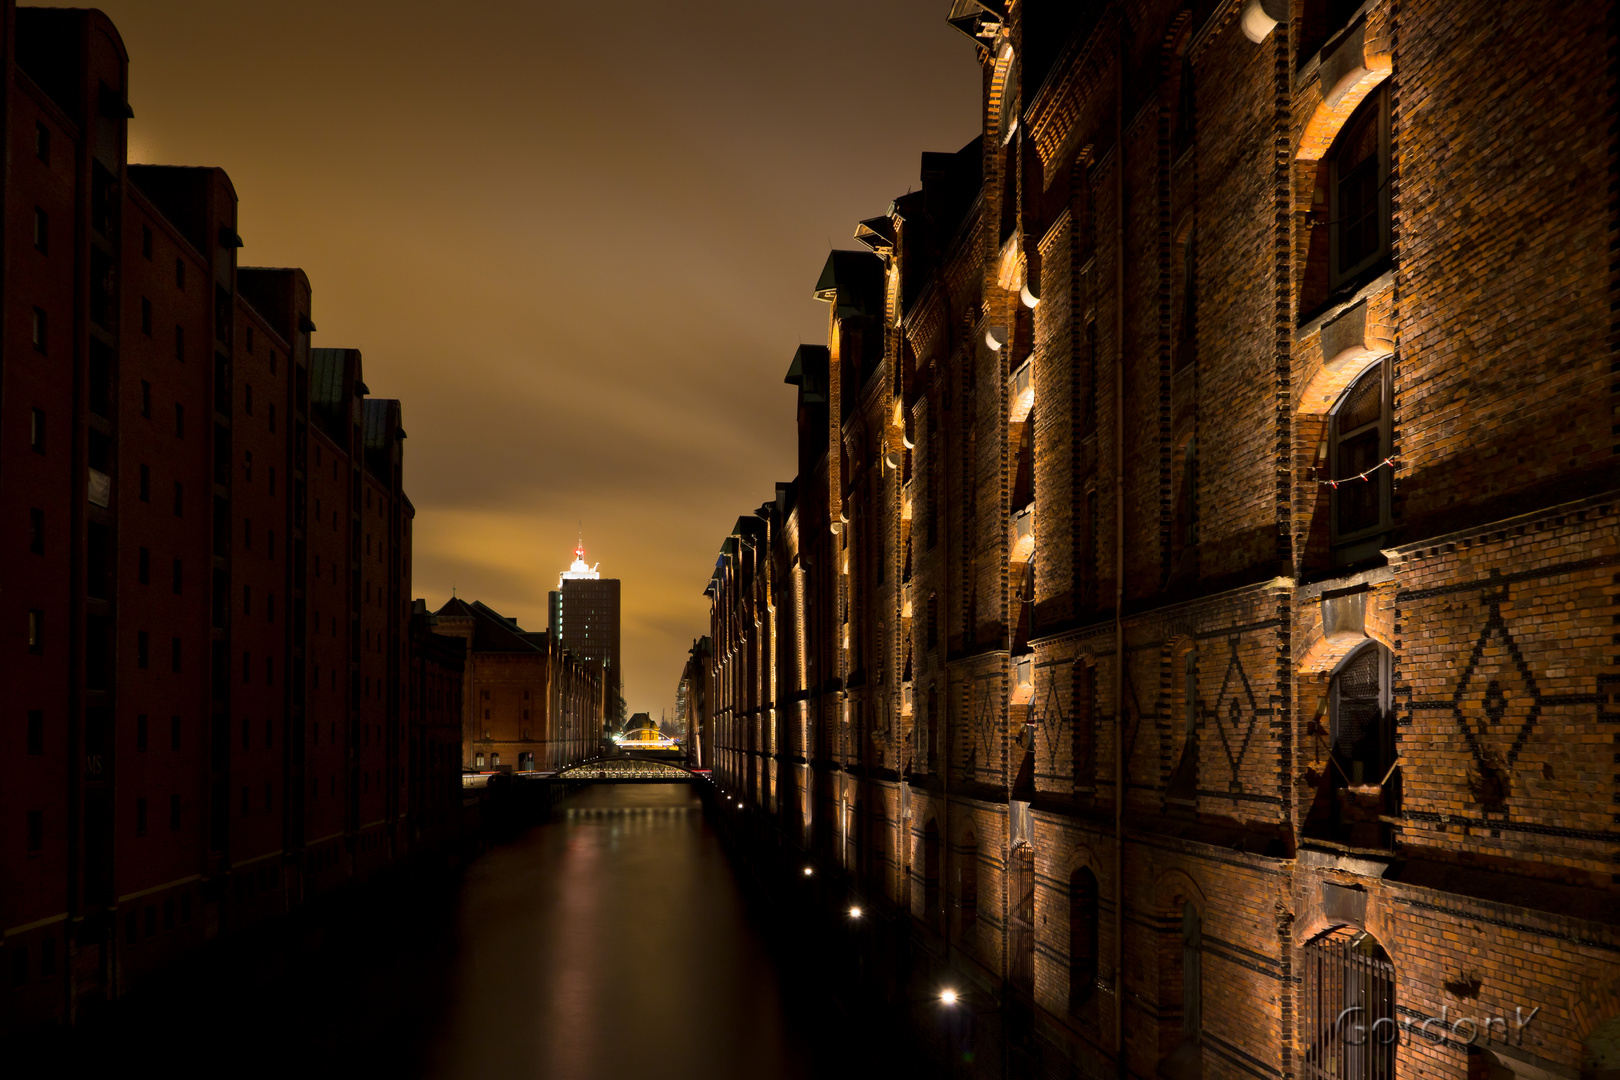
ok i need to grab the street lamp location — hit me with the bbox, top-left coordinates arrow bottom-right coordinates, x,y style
939,988 -> 959,1006
848,905 -> 862,919
802,866 -> 814,877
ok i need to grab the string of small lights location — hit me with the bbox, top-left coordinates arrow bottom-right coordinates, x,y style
1318,456 -> 1395,488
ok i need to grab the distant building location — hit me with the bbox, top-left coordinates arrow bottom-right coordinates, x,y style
432,598 -> 602,772
554,544 -> 622,723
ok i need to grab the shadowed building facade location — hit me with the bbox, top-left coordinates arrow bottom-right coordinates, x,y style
701,1 -> 1620,1078
0,3 -> 462,1032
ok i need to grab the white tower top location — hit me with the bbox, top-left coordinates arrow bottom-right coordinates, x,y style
559,542 -> 600,584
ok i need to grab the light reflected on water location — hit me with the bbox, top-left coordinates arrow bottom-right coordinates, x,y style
426,783 -> 812,1080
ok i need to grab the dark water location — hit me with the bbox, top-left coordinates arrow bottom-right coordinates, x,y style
420,784 -> 814,1080
37,784 -> 829,1080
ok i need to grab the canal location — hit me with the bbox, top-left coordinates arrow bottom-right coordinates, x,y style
36,783 -> 863,1079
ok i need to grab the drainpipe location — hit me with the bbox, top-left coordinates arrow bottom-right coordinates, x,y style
1112,31 -> 1128,1080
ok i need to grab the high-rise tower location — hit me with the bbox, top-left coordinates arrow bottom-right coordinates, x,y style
555,543 -> 621,722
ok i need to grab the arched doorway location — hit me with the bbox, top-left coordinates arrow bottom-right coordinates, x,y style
1303,927 -> 1396,1080
1009,843 -> 1035,990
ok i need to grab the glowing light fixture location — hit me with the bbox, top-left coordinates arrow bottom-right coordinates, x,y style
940,989 -> 959,1006
803,866 -> 814,877
848,906 -> 862,919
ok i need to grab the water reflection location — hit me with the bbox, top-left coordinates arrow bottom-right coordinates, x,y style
427,783 -> 812,1080
36,783 -> 823,1080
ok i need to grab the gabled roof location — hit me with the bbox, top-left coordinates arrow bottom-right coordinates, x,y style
812,250 -> 884,318
362,397 -> 403,479
433,596 -> 542,653
786,344 -> 830,403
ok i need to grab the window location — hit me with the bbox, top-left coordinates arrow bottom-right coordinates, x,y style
1175,230 -> 1195,372
32,308 -> 47,353
1331,643 -> 1392,788
28,610 -> 44,654
244,384 -> 253,415
29,509 -> 44,555
1329,87 -> 1390,289
27,711 -> 44,755
140,380 -> 151,416
34,207 -> 48,253
30,409 -> 44,453
922,819 -> 941,928
140,297 -> 152,335
959,830 -> 978,935
243,518 -> 252,551
137,631 -> 149,669
170,794 -> 181,830
243,651 -> 252,684
1069,868 -> 1099,1011
136,797 -> 148,836
1328,361 -> 1391,562
27,810 -> 43,852
243,585 -> 251,616
175,323 -> 186,361
1303,929 -> 1395,1080
175,259 -> 185,290
136,713 -> 148,751
475,753 -> 484,768
1182,902 -> 1202,1040
244,450 -> 253,482
269,403 -> 277,433
35,121 -> 50,163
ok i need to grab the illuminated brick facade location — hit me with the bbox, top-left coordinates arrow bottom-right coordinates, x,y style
702,1 -> 1620,1077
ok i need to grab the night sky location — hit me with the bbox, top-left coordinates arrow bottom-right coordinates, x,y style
50,0 -> 980,714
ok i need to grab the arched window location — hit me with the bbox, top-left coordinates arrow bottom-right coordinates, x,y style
1303,928 -> 1395,1080
1069,868 -> 1098,1012
959,829 -> 979,938
1182,901 -> 1202,1040
1010,843 -> 1035,989
1329,87 -> 1390,289
1331,643 -> 1392,787
923,819 -> 941,930
1329,361 -> 1392,564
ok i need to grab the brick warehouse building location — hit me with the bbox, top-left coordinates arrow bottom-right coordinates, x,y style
432,597 -> 605,772
0,4 -> 476,1031
702,1 -> 1619,1079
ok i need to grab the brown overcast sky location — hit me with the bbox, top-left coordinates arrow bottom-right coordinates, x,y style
47,0 -> 979,716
